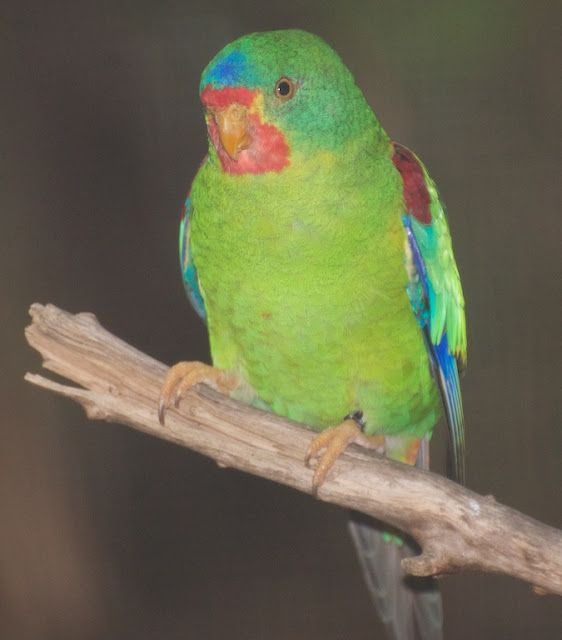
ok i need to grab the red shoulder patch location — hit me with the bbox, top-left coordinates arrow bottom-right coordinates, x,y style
391,141 -> 432,224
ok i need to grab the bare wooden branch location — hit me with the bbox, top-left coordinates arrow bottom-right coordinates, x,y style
25,303 -> 562,595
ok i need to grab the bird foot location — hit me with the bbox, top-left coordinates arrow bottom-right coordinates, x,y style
305,418 -> 386,495
158,361 -> 234,425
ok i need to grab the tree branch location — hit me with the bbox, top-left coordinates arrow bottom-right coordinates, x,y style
24,303 -> 562,595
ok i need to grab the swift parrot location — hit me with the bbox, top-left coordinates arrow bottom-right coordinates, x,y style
159,29 -> 467,640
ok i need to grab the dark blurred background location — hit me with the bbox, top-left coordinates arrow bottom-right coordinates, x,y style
2,1 -> 561,638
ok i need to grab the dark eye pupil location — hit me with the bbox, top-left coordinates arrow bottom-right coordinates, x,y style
277,81 -> 291,96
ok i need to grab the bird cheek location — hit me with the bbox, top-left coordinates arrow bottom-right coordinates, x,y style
205,114 -> 222,154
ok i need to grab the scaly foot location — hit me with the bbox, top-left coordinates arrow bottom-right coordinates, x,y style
305,417 -> 386,494
158,361 -> 234,425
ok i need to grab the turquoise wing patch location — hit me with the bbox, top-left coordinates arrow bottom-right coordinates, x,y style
180,196 -> 207,323
393,142 -> 466,483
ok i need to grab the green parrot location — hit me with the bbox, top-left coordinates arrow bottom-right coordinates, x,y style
159,29 -> 466,639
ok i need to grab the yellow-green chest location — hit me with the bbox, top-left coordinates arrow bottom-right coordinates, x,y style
189,153 -> 439,435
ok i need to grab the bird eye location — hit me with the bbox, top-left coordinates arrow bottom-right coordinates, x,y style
275,77 -> 296,100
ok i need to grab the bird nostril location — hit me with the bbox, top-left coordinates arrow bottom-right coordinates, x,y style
230,108 -> 240,122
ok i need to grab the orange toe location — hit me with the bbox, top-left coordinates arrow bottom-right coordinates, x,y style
158,361 -> 233,425
305,419 -> 385,494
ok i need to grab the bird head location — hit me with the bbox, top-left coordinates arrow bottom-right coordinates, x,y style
199,30 -> 376,175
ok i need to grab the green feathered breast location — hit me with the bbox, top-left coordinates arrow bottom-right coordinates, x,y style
189,138 -> 440,442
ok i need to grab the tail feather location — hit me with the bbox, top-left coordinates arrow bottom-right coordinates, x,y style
348,435 -> 443,639
348,517 -> 443,640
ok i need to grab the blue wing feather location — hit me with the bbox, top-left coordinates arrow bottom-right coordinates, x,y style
399,156 -> 466,485
180,196 -> 207,323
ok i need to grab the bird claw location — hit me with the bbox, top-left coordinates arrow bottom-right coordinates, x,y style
158,361 -> 232,425
305,419 -> 385,495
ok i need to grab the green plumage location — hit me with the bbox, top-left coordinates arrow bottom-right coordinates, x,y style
178,29 -> 466,639
191,147 -> 440,443
185,31 -> 464,460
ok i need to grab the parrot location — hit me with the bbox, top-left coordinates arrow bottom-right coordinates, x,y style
158,29 -> 466,640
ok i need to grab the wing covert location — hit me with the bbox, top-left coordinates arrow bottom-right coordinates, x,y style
180,195 -> 207,323
392,142 -> 466,483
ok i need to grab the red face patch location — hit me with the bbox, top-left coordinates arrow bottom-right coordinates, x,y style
201,86 -> 256,109
201,85 -> 290,175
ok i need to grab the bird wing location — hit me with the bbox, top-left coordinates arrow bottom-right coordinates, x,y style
180,193 -> 207,323
392,142 -> 466,483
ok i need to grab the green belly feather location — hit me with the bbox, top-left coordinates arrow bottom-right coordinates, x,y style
190,149 -> 440,440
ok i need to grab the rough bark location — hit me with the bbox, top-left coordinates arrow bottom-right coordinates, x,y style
24,303 -> 562,595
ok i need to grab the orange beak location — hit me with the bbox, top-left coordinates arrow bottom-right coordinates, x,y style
213,103 -> 252,160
